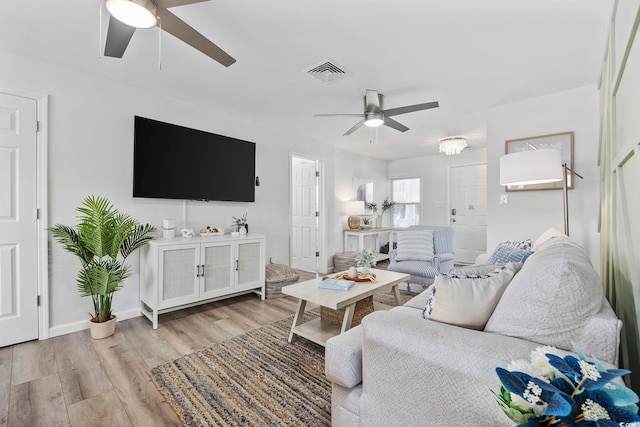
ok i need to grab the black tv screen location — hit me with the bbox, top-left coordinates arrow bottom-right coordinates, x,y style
133,116 -> 256,202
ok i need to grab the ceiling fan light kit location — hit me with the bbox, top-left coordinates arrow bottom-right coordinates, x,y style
364,112 -> 384,128
439,137 -> 468,156
106,0 -> 157,28
102,0 -> 236,66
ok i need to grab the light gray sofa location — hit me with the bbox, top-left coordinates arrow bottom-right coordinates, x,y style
325,236 -> 622,426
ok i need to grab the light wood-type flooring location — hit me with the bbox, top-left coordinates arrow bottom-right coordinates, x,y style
0,288 -> 312,427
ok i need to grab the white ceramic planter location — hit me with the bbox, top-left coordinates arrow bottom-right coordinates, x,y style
90,315 -> 117,339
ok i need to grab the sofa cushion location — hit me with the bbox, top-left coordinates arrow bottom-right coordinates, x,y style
403,286 -> 432,310
487,243 -> 533,264
422,263 -> 522,330
484,237 -> 604,352
387,260 -> 439,279
395,230 -> 434,261
449,264 -> 503,276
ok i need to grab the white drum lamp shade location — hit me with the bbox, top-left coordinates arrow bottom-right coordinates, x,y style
500,149 -> 563,186
499,148 -> 582,236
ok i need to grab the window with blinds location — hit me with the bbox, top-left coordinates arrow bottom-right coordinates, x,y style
391,177 -> 421,227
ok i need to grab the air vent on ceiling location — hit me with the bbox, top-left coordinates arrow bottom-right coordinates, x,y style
304,59 -> 351,84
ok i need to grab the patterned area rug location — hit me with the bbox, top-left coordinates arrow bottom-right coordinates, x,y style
149,291 -> 415,427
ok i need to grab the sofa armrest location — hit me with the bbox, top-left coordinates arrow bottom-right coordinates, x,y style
432,252 -> 454,273
325,325 -> 363,388
358,310 -> 544,426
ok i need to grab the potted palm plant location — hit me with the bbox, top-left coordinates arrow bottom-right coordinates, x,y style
50,196 -> 155,339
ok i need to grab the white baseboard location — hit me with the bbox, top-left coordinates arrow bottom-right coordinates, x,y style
48,308 -> 141,339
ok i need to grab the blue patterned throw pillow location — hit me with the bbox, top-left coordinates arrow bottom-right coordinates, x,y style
503,239 -> 532,250
487,244 -> 533,264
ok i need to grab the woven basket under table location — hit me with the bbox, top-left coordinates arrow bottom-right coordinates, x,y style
320,295 -> 374,327
333,251 -> 359,272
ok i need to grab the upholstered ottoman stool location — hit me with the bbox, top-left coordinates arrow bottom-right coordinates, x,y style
333,251 -> 359,272
265,264 -> 300,299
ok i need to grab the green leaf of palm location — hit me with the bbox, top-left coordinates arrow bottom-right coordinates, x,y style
77,196 -> 117,259
121,223 -> 156,260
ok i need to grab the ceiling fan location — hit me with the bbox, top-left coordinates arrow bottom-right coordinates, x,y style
315,89 -> 439,136
103,0 -> 235,67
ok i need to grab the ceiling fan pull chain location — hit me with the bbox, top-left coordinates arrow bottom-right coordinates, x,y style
158,17 -> 162,70
98,0 -> 103,59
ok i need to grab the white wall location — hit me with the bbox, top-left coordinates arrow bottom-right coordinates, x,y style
0,50 -> 338,335
387,148 -> 487,226
486,85 -> 601,266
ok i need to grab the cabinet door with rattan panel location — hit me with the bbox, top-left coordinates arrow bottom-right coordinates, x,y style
201,242 -> 234,298
236,239 -> 265,292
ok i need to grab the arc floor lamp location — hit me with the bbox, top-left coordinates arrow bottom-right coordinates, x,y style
499,148 -> 583,236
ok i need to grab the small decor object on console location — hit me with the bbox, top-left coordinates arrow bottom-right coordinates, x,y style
232,212 -> 248,234
493,343 -> 639,426
181,228 -> 194,238
355,248 -> 377,276
199,226 -> 225,236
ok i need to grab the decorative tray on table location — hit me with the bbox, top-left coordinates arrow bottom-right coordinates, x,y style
337,273 -> 377,282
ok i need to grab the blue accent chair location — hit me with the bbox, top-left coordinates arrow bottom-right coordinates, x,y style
387,225 -> 455,286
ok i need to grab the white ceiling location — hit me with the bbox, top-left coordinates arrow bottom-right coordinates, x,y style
0,0 -> 613,160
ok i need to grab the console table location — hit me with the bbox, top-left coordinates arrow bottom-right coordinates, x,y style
343,228 -> 394,261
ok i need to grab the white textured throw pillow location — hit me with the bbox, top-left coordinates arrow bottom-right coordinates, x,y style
422,262 -> 522,330
395,230 -> 434,261
531,227 -> 566,251
484,237 -> 603,351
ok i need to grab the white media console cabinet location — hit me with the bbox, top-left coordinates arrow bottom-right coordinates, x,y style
140,234 -> 266,329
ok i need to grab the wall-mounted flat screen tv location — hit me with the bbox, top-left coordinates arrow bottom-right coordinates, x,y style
133,116 -> 256,202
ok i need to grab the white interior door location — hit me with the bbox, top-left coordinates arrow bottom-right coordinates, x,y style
450,164 -> 487,264
0,92 -> 39,346
291,157 -> 318,272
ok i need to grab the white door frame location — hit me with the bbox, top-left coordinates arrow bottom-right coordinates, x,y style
1,86 -> 49,340
289,152 -> 326,274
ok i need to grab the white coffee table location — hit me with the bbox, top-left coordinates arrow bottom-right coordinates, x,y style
281,269 -> 411,346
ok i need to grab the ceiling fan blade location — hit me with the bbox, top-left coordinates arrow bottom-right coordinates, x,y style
383,101 -> 439,117
104,15 -> 137,58
365,90 -> 381,112
344,119 -> 365,136
383,117 -> 409,133
157,8 -> 236,67
314,114 -> 364,118
157,0 -> 210,7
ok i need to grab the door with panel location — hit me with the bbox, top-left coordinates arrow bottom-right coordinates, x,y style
291,157 -> 318,272
450,164 -> 487,264
157,243 -> 200,309
201,241 -> 234,299
0,93 -> 39,347
236,239 -> 265,292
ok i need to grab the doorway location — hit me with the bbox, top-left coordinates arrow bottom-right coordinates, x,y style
290,155 -> 324,273
449,164 -> 487,264
0,90 -> 48,346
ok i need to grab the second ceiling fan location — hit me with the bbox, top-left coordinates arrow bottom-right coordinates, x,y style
103,0 -> 235,67
315,89 -> 439,136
